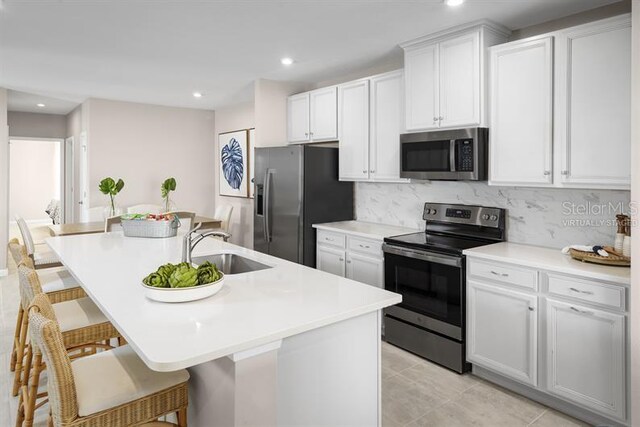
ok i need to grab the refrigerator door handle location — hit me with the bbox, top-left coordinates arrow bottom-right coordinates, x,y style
264,169 -> 274,242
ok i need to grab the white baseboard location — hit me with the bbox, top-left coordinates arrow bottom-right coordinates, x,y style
0,268 -> 8,277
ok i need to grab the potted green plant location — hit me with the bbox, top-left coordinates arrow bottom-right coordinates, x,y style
99,177 -> 125,217
161,177 -> 177,213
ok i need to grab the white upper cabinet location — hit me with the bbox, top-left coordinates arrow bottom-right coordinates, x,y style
287,93 -> 310,143
369,70 -> 407,182
557,16 -> 631,189
489,14 -> 631,190
338,70 -> 407,183
489,37 -> 554,186
439,32 -> 481,128
309,87 -> 338,141
287,87 -> 337,144
338,80 -> 370,180
404,44 -> 439,131
402,22 -> 510,132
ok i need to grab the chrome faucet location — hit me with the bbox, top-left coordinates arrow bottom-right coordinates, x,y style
182,223 -> 232,264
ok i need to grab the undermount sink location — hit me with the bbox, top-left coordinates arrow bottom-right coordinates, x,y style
191,253 -> 272,275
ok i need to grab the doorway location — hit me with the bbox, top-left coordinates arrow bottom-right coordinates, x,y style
8,137 -> 66,244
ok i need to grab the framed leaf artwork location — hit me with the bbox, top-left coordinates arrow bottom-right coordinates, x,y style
218,130 -> 249,198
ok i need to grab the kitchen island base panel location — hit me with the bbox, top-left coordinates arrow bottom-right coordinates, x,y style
187,311 -> 381,426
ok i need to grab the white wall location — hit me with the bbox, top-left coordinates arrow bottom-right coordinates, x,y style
9,139 -> 61,222
214,101 -> 255,248
8,111 -> 68,139
0,88 -> 8,274
629,0 -> 639,423
85,99 -> 216,217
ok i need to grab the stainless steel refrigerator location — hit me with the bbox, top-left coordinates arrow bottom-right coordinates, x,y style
253,145 -> 354,267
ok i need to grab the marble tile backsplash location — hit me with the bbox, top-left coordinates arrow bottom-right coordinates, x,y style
355,182 -> 631,249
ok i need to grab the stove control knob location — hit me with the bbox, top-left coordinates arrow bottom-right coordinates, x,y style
490,215 -> 498,221
424,208 -> 431,215
431,209 -> 437,215
482,214 -> 490,220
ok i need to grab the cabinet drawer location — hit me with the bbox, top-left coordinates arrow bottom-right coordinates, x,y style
347,236 -> 382,258
317,229 -> 346,249
468,259 -> 538,291
547,274 -> 625,310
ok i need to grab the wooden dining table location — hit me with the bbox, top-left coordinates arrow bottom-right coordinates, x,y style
48,215 -> 222,237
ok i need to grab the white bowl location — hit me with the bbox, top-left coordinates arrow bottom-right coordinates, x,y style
141,274 -> 225,303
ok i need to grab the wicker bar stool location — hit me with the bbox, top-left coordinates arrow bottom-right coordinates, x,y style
15,217 -> 63,269
14,265 -> 122,426
8,240 -> 86,374
27,295 -> 189,427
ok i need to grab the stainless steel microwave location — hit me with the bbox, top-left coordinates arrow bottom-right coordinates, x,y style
400,128 -> 488,181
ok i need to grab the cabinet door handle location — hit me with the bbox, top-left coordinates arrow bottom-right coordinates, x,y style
359,244 -> 370,249
490,270 -> 509,277
339,258 -> 344,262
325,237 -> 334,242
433,117 -> 438,123
362,170 -> 367,174
561,170 -> 569,175
439,116 -> 444,121
570,306 -> 593,315
528,307 -> 535,311
543,171 -> 551,176
569,287 -> 594,295
370,170 -> 375,174
347,260 -> 351,264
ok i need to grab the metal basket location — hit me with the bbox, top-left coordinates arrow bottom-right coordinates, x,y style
121,216 -> 181,238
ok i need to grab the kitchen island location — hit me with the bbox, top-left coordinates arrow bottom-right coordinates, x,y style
46,231 -> 400,426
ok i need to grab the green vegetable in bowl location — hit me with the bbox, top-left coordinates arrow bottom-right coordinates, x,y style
196,261 -> 220,285
143,272 -> 169,288
156,263 -> 177,280
168,264 -> 199,288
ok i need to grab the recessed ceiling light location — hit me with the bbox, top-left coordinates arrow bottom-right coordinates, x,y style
193,92 -> 203,98
281,57 -> 294,66
36,103 -> 45,108
445,0 -> 464,6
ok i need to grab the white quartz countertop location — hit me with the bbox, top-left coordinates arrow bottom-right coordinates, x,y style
46,232 -> 401,371
313,220 -> 420,240
464,242 -> 630,285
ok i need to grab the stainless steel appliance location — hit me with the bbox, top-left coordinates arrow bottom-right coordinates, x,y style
400,127 -> 488,181
253,145 -> 354,267
383,203 -> 505,373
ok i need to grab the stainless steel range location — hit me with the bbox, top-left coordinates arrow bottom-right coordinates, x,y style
383,203 -> 505,373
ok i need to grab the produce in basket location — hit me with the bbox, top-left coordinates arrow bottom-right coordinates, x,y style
122,213 -> 176,221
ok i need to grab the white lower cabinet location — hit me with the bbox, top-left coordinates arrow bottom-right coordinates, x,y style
467,280 -> 538,386
317,232 -> 383,288
546,298 -> 626,421
346,252 -> 384,289
316,246 -> 345,277
467,256 -> 629,425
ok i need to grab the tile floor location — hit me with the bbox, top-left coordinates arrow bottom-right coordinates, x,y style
1,250 -> 589,427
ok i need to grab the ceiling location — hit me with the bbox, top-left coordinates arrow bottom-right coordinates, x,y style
0,0 -> 621,112
7,90 -> 80,115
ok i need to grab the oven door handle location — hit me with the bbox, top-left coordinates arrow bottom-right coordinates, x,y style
382,243 -> 462,267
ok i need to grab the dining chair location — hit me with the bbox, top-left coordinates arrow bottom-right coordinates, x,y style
127,204 -> 163,214
15,216 -> 62,269
104,215 -> 122,232
213,205 -> 234,233
26,297 -> 189,427
14,266 -> 122,425
8,240 -> 85,374
167,211 -> 196,230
